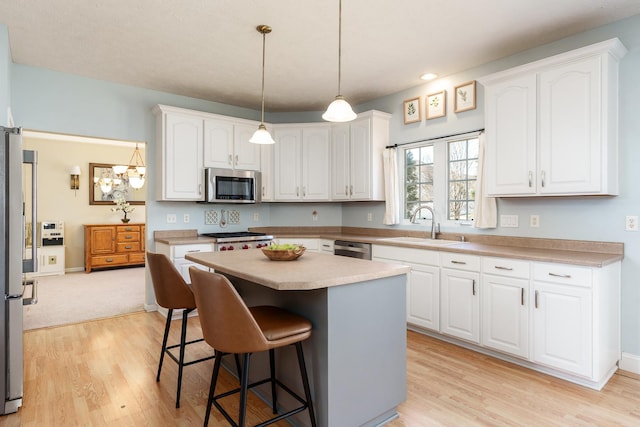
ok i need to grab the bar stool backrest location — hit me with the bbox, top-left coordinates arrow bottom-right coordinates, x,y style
146,251 -> 196,310
189,267 -> 270,354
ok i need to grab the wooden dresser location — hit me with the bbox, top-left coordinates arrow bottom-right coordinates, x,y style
84,223 -> 146,273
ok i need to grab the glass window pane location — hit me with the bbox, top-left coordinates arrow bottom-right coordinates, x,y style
449,161 -> 466,180
420,146 -> 434,164
449,182 -> 467,200
419,165 -> 434,183
406,149 -> 419,165
406,164 -> 418,183
468,160 -> 478,180
405,183 -> 418,201
449,141 -> 466,161
419,184 -> 433,201
468,138 -> 479,159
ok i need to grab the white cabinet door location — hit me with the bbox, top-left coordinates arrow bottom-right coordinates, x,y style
440,268 -> 480,343
203,118 -> 234,169
407,262 -> 440,331
174,258 -> 210,284
204,120 -> 261,171
532,281 -> 592,377
162,113 -> 203,200
482,274 -> 529,358
350,116 -> 373,200
485,74 -> 537,196
233,123 -> 261,171
274,128 -> 302,200
330,123 -> 350,200
302,126 -> 330,200
538,56 -> 602,195
260,144 -> 274,201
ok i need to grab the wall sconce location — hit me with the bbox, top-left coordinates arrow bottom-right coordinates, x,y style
70,165 -> 81,194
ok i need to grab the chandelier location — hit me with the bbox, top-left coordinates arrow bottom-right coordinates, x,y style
93,169 -> 121,194
112,143 -> 146,189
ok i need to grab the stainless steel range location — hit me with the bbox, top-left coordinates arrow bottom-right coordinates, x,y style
200,231 -> 274,251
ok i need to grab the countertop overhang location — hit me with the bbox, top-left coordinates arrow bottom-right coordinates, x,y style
185,249 -> 410,291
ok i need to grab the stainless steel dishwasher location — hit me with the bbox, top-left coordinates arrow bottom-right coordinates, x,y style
334,240 -> 372,260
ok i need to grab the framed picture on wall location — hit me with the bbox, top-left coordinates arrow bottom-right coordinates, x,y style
89,163 -> 145,206
454,80 -> 476,112
426,90 -> 446,119
403,97 -> 422,124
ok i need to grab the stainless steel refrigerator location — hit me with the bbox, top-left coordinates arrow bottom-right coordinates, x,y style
1,126 -> 37,415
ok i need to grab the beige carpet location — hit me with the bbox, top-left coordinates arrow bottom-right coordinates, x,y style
23,267 -> 146,330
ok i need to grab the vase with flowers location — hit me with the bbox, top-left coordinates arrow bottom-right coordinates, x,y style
112,198 -> 135,223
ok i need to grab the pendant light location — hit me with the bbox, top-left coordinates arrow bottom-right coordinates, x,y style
112,143 -> 146,189
322,0 -> 357,123
250,25 -> 276,144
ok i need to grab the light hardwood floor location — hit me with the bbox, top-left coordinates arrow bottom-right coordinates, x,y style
2,312 -> 639,426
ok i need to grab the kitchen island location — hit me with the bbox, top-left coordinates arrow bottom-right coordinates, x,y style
186,249 -> 410,427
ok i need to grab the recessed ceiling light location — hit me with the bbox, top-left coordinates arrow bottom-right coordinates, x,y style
420,73 -> 438,81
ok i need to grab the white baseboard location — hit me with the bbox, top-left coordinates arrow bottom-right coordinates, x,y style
619,352 -> 640,375
144,303 -> 158,312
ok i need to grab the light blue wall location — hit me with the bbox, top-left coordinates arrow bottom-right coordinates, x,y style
9,14 -> 640,355
0,25 -> 11,126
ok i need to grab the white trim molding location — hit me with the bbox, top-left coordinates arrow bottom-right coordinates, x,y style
619,352 -> 640,375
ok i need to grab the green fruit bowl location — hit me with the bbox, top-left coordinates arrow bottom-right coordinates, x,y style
261,246 -> 306,261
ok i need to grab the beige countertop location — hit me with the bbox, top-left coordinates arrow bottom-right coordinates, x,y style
185,249 -> 410,291
155,227 -> 623,268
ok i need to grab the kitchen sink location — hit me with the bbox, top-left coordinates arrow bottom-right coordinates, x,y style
378,236 -> 459,247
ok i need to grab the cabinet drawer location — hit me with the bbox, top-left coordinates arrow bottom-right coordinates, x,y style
482,257 -> 530,279
91,254 -> 129,267
117,232 -> 141,243
117,242 -> 141,253
117,225 -> 141,233
440,252 -> 481,271
533,262 -> 592,287
173,244 -> 214,258
128,252 -> 146,264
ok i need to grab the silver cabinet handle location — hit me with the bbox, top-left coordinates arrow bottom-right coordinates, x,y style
549,272 -> 571,279
535,290 -> 539,308
451,260 -> 466,265
235,154 -> 238,165
303,186 -> 306,197
521,288 -> 524,306
350,185 -> 353,196
494,266 -> 513,271
541,170 -> 545,187
228,154 -> 233,165
528,171 -> 533,188
345,185 -> 348,196
125,235 -> 133,239
124,245 -> 132,249
296,186 -> 299,197
262,186 -> 265,197
472,279 -> 476,296
186,249 -> 201,253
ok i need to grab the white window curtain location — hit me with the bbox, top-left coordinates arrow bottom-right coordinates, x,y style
473,132 -> 497,228
383,147 -> 400,225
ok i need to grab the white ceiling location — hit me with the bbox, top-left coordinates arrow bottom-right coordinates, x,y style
1,1 -> 639,112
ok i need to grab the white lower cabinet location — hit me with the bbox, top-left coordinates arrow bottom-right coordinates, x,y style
481,257 -> 530,359
274,237 -> 319,252
373,245 -> 440,332
371,243 -> 620,389
319,239 -> 334,254
440,252 -> 481,344
155,242 -> 214,283
532,263 -> 596,377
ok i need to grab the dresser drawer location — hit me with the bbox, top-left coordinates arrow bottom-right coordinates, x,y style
117,225 -> 141,233
117,242 -> 141,253
90,254 -> 129,267
117,231 -> 141,243
128,252 -> 146,264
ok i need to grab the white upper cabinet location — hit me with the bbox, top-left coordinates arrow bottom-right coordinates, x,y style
480,38 -> 627,197
273,125 -> 330,201
260,144 -> 274,201
203,119 -> 261,171
154,106 -> 204,201
331,110 -> 391,201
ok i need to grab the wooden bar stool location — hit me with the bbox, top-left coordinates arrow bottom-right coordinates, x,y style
189,267 -> 317,427
146,251 -> 216,408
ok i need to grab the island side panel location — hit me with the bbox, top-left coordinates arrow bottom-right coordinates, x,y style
326,274 -> 407,426
227,273 -> 407,427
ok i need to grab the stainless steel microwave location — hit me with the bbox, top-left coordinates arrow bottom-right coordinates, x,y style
203,168 -> 261,203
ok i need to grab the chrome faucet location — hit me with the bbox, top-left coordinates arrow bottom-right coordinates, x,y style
410,205 -> 437,239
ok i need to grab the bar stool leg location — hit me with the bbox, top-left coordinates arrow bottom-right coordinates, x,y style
296,342 -> 317,427
238,353 -> 251,427
157,308 -> 173,382
176,308 -> 190,408
205,350 -> 223,427
269,349 -> 278,414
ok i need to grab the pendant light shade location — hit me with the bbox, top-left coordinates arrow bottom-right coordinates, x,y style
323,0 -> 356,123
250,25 -> 275,145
